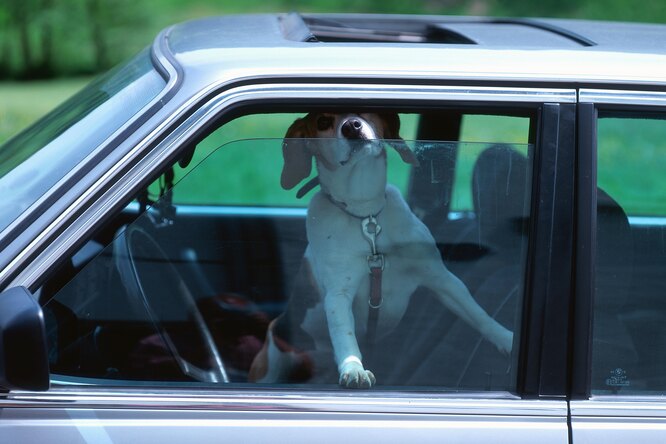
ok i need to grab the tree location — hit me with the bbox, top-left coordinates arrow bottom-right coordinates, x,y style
0,0 -> 151,79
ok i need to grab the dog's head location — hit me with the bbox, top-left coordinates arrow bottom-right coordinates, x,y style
280,113 -> 419,199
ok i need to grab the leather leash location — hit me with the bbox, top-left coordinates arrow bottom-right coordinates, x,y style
362,215 -> 384,346
318,190 -> 386,346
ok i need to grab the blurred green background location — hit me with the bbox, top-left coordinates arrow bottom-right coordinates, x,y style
1,0 -> 665,143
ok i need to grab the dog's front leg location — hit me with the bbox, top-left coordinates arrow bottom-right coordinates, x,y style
323,285 -> 376,389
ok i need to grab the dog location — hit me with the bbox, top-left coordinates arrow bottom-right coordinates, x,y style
249,112 -> 513,388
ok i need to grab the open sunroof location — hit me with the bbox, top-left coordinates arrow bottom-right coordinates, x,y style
282,14 -> 596,48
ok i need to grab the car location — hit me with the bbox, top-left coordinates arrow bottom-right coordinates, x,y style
0,12 -> 665,443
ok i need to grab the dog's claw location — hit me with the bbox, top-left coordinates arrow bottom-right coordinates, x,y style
339,370 -> 375,389
339,361 -> 376,389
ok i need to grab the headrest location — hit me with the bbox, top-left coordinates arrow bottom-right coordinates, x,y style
596,188 -> 633,312
472,144 -> 529,247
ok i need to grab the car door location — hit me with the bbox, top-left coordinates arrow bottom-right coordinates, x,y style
570,90 -> 666,443
1,83 -> 575,443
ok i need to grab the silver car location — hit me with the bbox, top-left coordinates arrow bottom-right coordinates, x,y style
1,13 -> 665,443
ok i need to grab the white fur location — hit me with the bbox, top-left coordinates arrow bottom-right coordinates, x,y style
260,113 -> 513,388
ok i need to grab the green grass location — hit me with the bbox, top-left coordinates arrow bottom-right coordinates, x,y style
598,118 -> 666,216
453,115 -> 530,211
1,78 -> 664,218
164,113 -> 666,218
151,113 -> 530,211
151,113 -> 420,207
0,78 -> 91,144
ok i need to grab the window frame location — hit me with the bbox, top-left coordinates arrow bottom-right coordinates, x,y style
8,81 -> 577,404
572,90 -> 666,400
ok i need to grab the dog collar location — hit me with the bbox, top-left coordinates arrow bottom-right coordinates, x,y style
323,190 -> 386,219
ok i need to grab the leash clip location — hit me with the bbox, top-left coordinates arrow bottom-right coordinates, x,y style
361,215 -> 382,255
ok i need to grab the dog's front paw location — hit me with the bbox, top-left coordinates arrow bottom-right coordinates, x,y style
338,356 -> 376,389
493,328 -> 514,356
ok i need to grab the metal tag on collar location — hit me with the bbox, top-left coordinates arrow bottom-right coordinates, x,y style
361,215 -> 382,255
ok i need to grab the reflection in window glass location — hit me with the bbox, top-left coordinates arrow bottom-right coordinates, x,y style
593,115 -> 666,394
43,137 -> 531,392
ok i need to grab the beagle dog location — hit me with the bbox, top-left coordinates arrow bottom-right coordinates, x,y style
249,112 -> 513,388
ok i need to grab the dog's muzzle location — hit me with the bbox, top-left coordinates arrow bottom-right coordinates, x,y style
338,117 -> 378,140
337,116 -> 381,165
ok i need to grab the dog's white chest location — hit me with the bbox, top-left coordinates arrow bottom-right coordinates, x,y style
305,186 -> 435,339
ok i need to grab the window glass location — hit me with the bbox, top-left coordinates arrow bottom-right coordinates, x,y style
43,114 -> 532,392
158,113 -> 418,205
0,48 -> 165,233
592,114 -> 666,394
450,115 -> 530,213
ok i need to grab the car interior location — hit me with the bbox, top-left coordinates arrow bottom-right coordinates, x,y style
34,105 -> 666,394
586,112 -> 666,394
32,106 -> 533,390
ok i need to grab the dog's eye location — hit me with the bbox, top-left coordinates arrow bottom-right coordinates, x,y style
317,115 -> 334,131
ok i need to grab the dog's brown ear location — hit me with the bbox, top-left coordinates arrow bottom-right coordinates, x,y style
281,116 -> 315,190
380,112 -> 420,166
388,140 -> 420,166
379,112 -> 401,140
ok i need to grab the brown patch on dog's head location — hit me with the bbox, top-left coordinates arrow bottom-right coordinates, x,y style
281,114 -> 318,190
281,112 -> 419,190
377,112 -> 400,139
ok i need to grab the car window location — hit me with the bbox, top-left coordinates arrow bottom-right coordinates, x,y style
592,113 -> 666,394
451,115 -> 530,214
0,48 -> 166,234
41,113 -> 533,391
154,113 -> 418,205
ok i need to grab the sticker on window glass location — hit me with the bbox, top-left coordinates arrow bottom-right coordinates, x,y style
606,368 -> 630,388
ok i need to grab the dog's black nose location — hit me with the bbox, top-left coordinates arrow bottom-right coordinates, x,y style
341,118 -> 364,139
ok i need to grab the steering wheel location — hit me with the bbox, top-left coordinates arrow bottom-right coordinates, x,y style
114,224 -> 229,383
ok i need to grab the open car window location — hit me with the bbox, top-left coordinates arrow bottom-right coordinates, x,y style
41,120 -> 533,391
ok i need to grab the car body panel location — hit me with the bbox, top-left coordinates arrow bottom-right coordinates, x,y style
571,399 -> 666,444
167,15 -> 666,88
1,390 -> 568,444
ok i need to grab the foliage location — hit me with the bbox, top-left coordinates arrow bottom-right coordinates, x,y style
0,0 -> 153,79
0,0 -> 664,79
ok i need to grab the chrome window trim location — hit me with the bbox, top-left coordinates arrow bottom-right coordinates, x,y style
571,398 -> 666,418
1,388 -> 567,416
579,88 -> 666,107
151,26 -> 183,88
571,398 -> 666,441
6,82 -> 575,290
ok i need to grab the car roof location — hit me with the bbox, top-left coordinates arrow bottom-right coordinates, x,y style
161,13 -> 666,91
